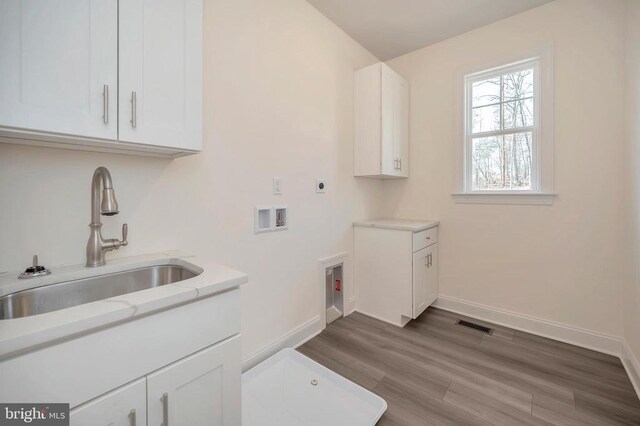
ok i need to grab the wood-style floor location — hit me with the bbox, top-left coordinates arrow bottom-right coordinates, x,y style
298,308 -> 640,425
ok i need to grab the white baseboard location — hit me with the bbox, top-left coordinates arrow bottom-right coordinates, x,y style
354,309 -> 397,327
622,341 -> 640,400
433,296 -> 623,356
241,315 -> 323,372
347,296 -> 358,316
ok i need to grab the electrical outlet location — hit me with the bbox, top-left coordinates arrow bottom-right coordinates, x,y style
316,178 -> 326,193
273,177 -> 282,195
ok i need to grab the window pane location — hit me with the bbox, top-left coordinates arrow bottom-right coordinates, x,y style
506,132 -> 533,190
472,132 -> 532,190
503,98 -> 533,128
503,68 -> 534,101
472,136 -> 503,190
472,77 -> 500,107
472,104 -> 500,133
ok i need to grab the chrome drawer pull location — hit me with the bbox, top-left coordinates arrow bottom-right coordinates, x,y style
131,91 -> 137,128
161,392 -> 169,426
102,84 -> 109,124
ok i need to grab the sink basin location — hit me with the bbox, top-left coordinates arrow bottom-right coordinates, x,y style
0,264 -> 199,320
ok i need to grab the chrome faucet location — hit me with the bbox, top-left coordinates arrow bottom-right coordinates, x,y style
86,166 -> 128,267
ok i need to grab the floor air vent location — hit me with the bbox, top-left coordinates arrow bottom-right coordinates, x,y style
457,320 -> 493,334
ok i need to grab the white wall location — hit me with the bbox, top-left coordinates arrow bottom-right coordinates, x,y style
625,0 -> 640,372
383,0 -> 630,337
0,0 -> 380,361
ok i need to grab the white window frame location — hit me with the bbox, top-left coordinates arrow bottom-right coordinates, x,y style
454,46 -> 555,205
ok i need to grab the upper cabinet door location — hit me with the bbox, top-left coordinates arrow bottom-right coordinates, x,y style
382,65 -> 409,178
381,65 -> 396,176
119,0 -> 203,151
0,0 -> 117,140
394,74 -> 409,178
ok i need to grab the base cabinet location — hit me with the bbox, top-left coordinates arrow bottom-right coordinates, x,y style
355,223 -> 438,327
70,336 -> 240,426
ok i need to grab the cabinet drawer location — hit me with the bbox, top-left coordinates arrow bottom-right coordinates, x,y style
413,227 -> 437,252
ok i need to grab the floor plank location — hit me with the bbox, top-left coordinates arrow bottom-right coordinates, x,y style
298,307 -> 640,425
443,382 -> 550,425
373,376 -> 492,426
532,394 -> 606,426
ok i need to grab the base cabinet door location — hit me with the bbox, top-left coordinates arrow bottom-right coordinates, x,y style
412,247 -> 429,318
147,336 -> 241,426
70,378 -> 146,426
425,244 -> 439,306
412,243 -> 438,319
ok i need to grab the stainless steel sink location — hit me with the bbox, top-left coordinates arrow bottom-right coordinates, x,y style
0,265 -> 199,320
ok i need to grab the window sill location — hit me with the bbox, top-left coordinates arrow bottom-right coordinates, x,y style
452,192 -> 556,205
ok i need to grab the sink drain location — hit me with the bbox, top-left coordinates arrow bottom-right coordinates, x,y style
311,379 -> 318,386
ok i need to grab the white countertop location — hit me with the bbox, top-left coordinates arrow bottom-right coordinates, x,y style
353,219 -> 439,232
0,252 -> 247,359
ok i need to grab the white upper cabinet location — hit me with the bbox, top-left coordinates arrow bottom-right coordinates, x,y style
354,62 -> 409,178
0,0 -> 202,157
0,0 -> 117,140
119,0 -> 203,152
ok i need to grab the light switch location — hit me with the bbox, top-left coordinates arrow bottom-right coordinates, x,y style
273,177 -> 282,195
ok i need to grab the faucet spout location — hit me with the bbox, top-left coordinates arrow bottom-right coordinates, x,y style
86,167 -> 128,267
91,166 -> 118,223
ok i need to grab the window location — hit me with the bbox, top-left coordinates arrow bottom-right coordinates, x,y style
465,59 -> 539,192
455,48 -> 555,205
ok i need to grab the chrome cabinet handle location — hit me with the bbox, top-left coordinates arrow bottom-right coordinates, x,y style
130,91 -> 137,128
128,409 -> 136,426
399,158 -> 402,171
102,84 -> 109,124
162,393 -> 169,426
429,253 -> 433,267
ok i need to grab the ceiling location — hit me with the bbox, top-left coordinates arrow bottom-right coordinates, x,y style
306,0 -> 554,60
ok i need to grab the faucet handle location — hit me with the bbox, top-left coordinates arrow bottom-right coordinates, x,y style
121,223 -> 128,246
